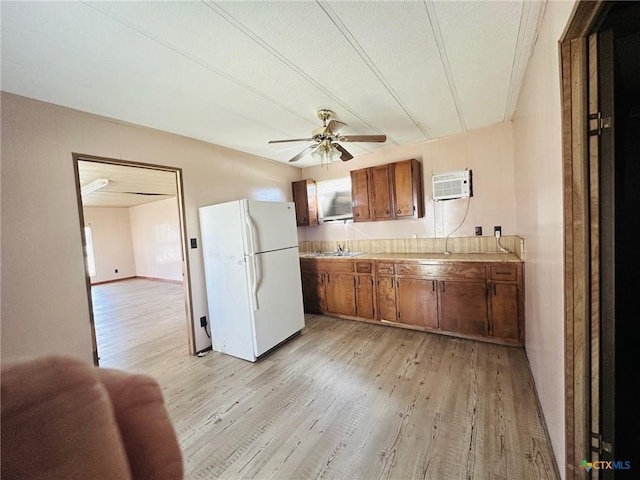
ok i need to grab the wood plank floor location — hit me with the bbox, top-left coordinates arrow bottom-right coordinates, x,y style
93,278 -> 559,480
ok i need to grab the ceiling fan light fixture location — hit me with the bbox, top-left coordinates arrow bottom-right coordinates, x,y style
311,140 -> 341,166
81,178 -> 109,195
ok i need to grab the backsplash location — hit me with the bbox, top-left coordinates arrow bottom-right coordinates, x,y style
299,235 -> 524,259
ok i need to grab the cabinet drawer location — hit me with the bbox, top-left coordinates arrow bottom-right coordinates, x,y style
377,262 -> 395,275
489,265 -> 518,282
396,263 -> 440,277
355,261 -> 372,273
300,259 -> 354,273
396,263 -> 485,280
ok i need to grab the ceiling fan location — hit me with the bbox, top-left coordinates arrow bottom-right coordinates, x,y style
268,109 -> 386,164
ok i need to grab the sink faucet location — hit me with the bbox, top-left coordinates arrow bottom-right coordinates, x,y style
337,243 -> 343,254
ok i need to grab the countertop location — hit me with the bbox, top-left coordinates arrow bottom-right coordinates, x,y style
299,252 -> 522,263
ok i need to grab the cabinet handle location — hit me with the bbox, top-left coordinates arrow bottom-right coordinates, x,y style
441,282 -> 446,293
355,212 -> 360,217
432,281 -> 435,292
391,278 -> 395,287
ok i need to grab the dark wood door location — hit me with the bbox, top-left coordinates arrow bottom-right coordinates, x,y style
439,281 -> 488,336
489,283 -> 518,340
301,272 -> 325,313
350,169 -> 371,222
355,275 -> 375,319
376,276 -> 396,322
371,165 -> 393,220
396,278 -> 438,329
325,274 -> 356,316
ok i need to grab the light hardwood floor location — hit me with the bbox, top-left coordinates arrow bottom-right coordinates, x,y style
93,278 -> 559,480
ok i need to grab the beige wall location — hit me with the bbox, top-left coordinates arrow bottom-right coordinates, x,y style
84,207 -> 136,284
300,122 -> 516,244
0,93 -> 302,362
129,198 -> 183,282
512,1 -> 577,477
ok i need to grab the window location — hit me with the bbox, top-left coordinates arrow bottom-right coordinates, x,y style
317,177 -> 352,222
84,226 -> 96,277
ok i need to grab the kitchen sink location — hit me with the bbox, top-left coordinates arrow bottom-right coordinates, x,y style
302,251 -> 364,258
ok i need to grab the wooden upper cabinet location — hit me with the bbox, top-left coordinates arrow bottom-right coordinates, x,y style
292,179 -> 319,226
350,159 -> 423,222
394,159 -> 424,219
350,169 -> 371,222
371,164 -> 394,220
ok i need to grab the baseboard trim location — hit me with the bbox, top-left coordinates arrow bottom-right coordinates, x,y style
91,276 -> 183,286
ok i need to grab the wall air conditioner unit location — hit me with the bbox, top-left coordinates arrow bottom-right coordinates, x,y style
432,169 -> 472,201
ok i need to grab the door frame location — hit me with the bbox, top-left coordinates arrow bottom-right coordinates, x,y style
72,153 -> 196,362
560,1 -> 608,478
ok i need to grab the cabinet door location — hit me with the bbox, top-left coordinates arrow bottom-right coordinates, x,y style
325,273 -> 356,316
350,169 -> 371,222
356,275 -> 375,319
371,165 -> 394,220
292,180 -> 318,226
376,276 -> 397,322
396,278 -> 438,329
439,281 -> 488,336
394,159 -> 418,218
301,272 -> 325,313
489,283 -> 519,340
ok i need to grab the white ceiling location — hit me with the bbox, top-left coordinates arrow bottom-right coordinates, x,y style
1,1 -> 546,168
78,160 -> 177,208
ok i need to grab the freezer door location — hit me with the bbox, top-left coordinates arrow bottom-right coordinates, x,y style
252,247 -> 305,357
245,200 -> 298,254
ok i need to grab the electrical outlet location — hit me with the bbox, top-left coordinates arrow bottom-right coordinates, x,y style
190,238 -> 198,249
494,226 -> 502,237
475,226 -> 483,236
200,316 -> 207,328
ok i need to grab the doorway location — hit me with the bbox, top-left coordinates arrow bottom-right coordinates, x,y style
72,153 -> 196,364
562,1 -> 640,477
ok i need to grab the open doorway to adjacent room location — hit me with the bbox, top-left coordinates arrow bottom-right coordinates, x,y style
73,154 -> 195,368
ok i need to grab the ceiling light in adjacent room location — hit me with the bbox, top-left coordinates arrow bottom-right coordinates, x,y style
81,178 -> 109,195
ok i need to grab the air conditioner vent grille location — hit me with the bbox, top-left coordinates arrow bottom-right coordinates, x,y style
432,169 -> 472,201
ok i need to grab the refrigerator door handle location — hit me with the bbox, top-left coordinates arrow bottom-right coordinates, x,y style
247,254 -> 259,311
244,201 -> 258,255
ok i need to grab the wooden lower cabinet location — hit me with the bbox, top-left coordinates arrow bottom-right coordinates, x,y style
300,257 -> 523,346
325,273 -> 356,316
396,278 -> 438,329
489,282 -> 519,340
301,272 -> 325,313
439,281 -> 488,337
356,275 -> 375,319
376,276 -> 396,322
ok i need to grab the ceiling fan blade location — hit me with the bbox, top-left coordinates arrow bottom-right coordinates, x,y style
327,120 -> 347,135
288,144 -> 317,163
339,134 -> 386,143
333,143 -> 353,161
268,138 -> 314,144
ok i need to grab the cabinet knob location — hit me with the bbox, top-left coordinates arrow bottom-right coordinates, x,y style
397,209 -> 401,214
386,209 -> 390,215
355,213 -> 360,217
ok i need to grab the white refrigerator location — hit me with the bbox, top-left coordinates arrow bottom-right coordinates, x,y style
198,199 -> 305,362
